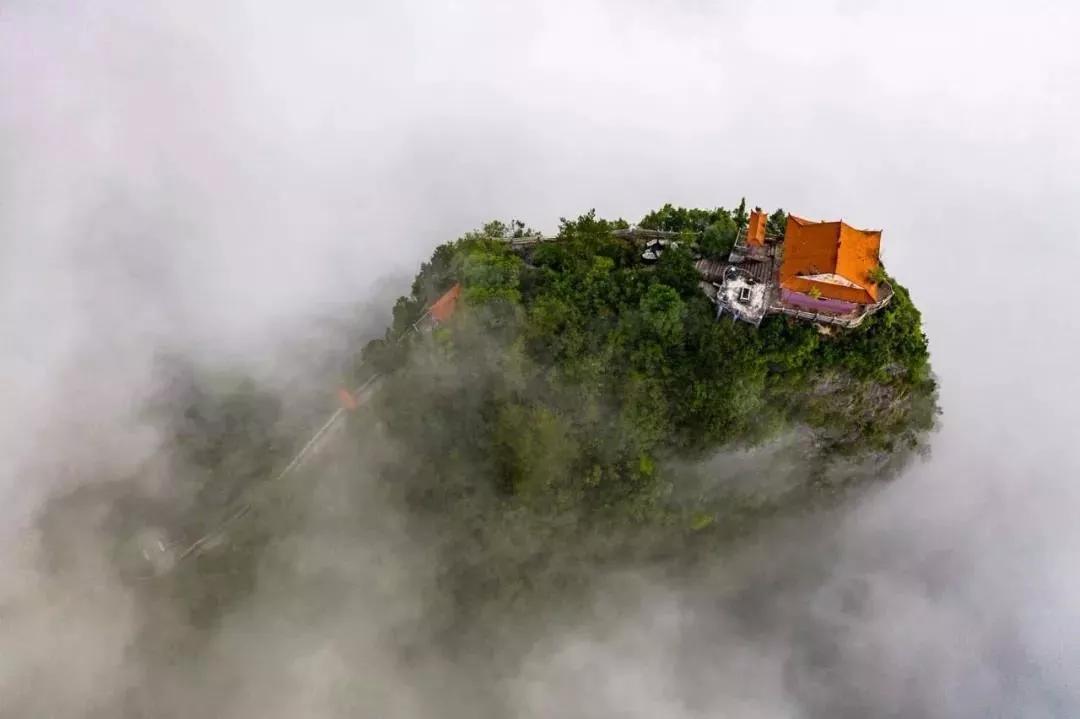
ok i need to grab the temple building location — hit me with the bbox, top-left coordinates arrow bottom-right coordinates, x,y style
698,208 -> 893,328
778,215 -> 882,314
746,206 -> 768,247
413,283 -> 462,332
429,283 -> 461,324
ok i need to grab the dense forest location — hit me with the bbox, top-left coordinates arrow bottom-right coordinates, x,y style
363,208 -> 936,506
347,205 -> 939,611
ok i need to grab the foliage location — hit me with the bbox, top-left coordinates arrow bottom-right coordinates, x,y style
639,203 -> 726,234
151,361 -> 289,507
103,205 -> 938,637
699,213 -> 738,258
733,197 -> 748,229
637,201 -> 786,258
766,208 -> 787,238
363,206 -> 939,536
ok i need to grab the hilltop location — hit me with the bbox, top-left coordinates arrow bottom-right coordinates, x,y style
358,207 -> 939,542
48,203 -> 939,634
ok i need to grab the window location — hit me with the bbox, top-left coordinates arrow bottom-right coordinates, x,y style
738,287 -> 751,303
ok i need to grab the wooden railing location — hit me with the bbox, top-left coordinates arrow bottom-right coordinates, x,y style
768,282 -> 894,328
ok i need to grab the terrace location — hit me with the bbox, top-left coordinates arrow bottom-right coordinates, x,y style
770,281 -> 894,328
713,265 -> 771,325
697,209 -> 894,329
728,225 -> 775,263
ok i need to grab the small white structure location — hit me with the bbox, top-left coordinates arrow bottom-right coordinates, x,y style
642,239 -> 664,262
641,239 -> 680,263
715,266 -> 769,325
134,527 -> 176,575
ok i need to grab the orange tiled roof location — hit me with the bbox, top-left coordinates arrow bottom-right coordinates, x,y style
779,215 -> 881,304
746,209 -> 767,247
429,283 -> 461,322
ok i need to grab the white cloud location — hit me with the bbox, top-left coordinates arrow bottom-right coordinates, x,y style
1,0 -> 1078,716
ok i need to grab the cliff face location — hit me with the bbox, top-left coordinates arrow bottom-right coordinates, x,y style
359,210 -> 939,532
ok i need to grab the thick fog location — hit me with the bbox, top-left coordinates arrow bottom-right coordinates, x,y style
2,1 -> 1078,717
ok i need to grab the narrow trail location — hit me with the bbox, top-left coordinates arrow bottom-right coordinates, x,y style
161,285 -> 461,572
151,232 -> 688,572
173,374 -> 381,563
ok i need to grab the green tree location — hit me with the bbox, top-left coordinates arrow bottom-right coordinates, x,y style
733,197 -> 748,229
700,213 -> 738,258
766,208 -> 787,238
637,283 -> 686,347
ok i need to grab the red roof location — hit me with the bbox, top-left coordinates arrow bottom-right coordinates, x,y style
338,387 -> 359,411
779,215 -> 882,304
429,283 -> 461,323
746,209 -> 767,247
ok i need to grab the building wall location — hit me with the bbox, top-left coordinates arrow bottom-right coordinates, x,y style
782,277 -> 872,304
779,288 -> 859,315
747,209 -> 767,246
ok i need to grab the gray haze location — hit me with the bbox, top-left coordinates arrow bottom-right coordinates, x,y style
2,0 -> 1079,716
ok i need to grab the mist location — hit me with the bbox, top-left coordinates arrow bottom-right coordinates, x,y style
2,1 -> 1078,717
